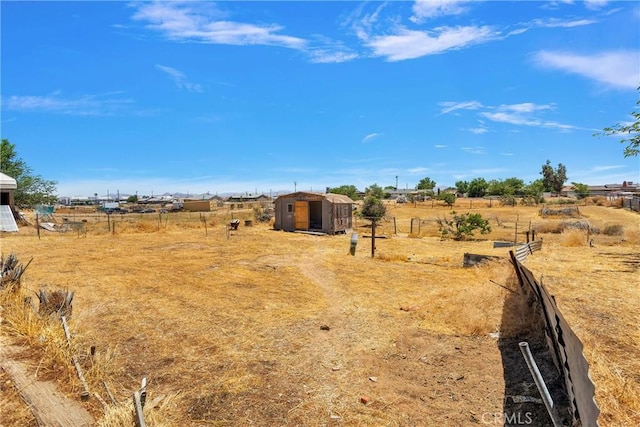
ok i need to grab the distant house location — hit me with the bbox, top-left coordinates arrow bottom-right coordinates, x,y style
274,192 -> 354,235
227,194 -> 270,202
588,181 -> 639,198
185,193 -> 224,202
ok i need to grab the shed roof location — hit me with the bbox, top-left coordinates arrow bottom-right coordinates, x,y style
0,172 -> 17,190
276,191 -> 354,204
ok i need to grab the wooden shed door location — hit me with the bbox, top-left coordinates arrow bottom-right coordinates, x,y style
294,201 -> 308,229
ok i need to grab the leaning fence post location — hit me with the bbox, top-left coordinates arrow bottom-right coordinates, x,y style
61,316 -> 91,401
519,342 -> 564,427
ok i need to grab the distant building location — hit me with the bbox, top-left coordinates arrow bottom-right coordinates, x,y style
0,172 -> 19,232
227,194 -> 270,202
0,172 -> 17,210
274,192 -> 354,235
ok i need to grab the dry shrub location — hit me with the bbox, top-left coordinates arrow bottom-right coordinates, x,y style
135,221 -> 161,233
560,229 -> 586,247
624,227 -> 640,244
443,261 -> 511,336
97,393 -> 179,427
611,198 -> 624,208
586,346 -> 640,427
0,287 -> 72,374
590,196 -> 607,206
533,220 -> 564,234
376,252 -> 408,262
602,224 -> 624,236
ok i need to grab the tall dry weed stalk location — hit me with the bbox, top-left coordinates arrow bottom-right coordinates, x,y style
586,345 -> 640,426
0,286 -> 72,378
560,229 -> 586,247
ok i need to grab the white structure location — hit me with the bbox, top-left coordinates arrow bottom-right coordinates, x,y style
0,172 -> 19,232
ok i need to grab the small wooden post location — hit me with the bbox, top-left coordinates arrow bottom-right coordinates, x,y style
514,222 -> 518,246
525,231 -> 530,243
36,213 -> 41,240
371,221 -> 376,258
133,391 -> 146,427
470,199 -> 472,209
203,215 -> 208,236
140,377 -> 147,407
393,217 -> 397,234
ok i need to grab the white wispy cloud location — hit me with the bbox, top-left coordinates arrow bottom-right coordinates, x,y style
307,48 -> 358,64
434,144 -> 447,148
438,101 -> 483,115
132,1 -> 306,49
592,165 -> 625,171
441,100 -> 583,132
364,25 -> 497,61
407,167 -> 429,174
584,0 -> 608,10
410,0 -> 471,23
362,133 -> 381,143
468,127 -> 489,134
156,65 -> 203,93
529,17 -> 598,28
461,146 -> 486,155
2,93 -> 133,115
533,50 -> 639,89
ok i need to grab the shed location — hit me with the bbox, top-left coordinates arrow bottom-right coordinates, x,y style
0,172 -> 17,209
274,192 -> 354,235
0,172 -> 19,232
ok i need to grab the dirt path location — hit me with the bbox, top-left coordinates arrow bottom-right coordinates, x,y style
0,336 -> 94,427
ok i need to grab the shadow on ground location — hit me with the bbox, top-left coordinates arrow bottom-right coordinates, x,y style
497,274 -> 571,427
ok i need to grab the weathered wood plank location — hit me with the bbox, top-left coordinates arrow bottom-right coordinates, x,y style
0,343 -> 94,427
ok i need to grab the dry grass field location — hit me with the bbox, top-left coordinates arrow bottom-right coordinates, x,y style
1,199 -> 638,426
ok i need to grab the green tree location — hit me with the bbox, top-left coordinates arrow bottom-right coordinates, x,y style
438,211 -> 492,240
416,177 -> 436,191
327,184 -> 359,200
598,87 -> 639,157
365,183 -> 386,200
572,182 -> 590,199
486,179 -> 506,197
437,192 -> 456,208
467,178 -> 488,198
521,179 -> 545,205
540,160 -> 567,195
455,180 -> 469,195
0,139 -> 57,207
126,194 -> 139,203
360,196 -> 386,223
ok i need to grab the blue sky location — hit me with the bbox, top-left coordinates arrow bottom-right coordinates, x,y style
1,1 -> 639,198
